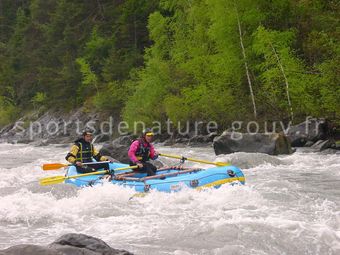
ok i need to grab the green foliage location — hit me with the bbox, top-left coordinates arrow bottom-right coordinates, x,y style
92,81 -> 130,112
76,57 -> 98,95
0,96 -> 18,127
147,11 -> 171,60
253,26 -> 307,118
31,92 -> 47,105
164,84 -> 238,126
314,54 -> 340,115
123,0 -> 249,128
123,58 -> 171,127
82,27 -> 113,75
0,0 -> 338,127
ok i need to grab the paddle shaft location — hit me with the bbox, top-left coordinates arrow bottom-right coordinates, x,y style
159,153 -> 229,166
42,161 -> 111,170
39,165 -> 138,186
64,170 -> 108,180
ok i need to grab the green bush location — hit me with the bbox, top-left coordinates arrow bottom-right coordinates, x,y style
122,59 -> 172,128
31,92 -> 47,109
0,96 -> 19,127
92,81 -> 128,112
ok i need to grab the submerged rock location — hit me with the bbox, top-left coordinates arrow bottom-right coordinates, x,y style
221,152 -> 284,169
0,233 -> 133,255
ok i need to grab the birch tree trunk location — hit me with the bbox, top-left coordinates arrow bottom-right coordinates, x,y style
270,43 -> 294,121
235,3 -> 257,119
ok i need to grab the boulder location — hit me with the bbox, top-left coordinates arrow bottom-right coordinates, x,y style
100,135 -> 136,163
188,133 -> 218,147
287,118 -> 336,147
0,233 -> 133,255
48,233 -> 133,255
93,134 -> 111,143
213,132 -> 293,155
0,244 -> 62,255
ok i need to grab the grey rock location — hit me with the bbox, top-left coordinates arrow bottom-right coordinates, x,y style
100,135 -> 135,163
336,141 -> 340,150
304,141 -> 315,147
0,109 -> 119,146
0,233 -> 134,255
93,134 -> 111,143
310,139 -> 336,151
49,233 -> 133,255
175,137 -> 189,144
213,132 -> 293,155
287,118 -> 336,147
188,134 -> 217,147
0,244 -> 62,255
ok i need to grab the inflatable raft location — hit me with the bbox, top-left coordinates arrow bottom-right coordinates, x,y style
64,162 -> 245,192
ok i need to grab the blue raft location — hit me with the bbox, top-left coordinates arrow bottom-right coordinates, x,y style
65,162 -> 245,192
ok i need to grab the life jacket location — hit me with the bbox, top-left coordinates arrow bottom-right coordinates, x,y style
135,138 -> 151,162
75,138 -> 94,163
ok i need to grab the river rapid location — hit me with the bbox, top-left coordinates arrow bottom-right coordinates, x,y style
0,143 -> 339,255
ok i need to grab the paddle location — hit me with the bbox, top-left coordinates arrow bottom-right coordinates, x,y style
39,165 -> 138,186
42,161 -> 111,171
159,153 -> 230,166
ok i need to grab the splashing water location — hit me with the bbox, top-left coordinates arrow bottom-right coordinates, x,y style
0,143 -> 339,254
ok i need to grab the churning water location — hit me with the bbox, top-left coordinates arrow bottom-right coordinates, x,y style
0,143 -> 339,254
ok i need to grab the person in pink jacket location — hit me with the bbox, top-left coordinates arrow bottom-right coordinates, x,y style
128,128 -> 159,176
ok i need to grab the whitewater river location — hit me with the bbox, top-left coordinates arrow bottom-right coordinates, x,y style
0,143 -> 339,254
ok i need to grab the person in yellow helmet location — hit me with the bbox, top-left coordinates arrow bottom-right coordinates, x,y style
128,128 -> 159,176
65,130 -> 109,173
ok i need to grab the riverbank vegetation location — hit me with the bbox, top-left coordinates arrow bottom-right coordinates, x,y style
0,0 -> 339,128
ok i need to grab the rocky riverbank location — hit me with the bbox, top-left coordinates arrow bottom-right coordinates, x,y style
0,109 -> 339,156
0,109 -> 115,145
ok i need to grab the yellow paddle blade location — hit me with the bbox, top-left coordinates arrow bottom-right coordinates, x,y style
159,153 -> 230,167
42,163 -> 69,171
129,193 -> 148,199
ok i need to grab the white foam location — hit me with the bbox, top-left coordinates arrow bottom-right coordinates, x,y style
0,143 -> 339,254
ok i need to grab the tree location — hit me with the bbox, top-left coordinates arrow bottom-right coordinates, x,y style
253,26 -> 309,120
